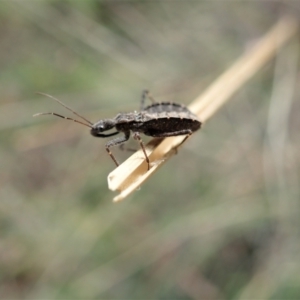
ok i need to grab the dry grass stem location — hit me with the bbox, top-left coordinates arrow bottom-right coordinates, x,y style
108,16 -> 298,202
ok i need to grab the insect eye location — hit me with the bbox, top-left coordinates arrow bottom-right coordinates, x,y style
96,122 -> 105,131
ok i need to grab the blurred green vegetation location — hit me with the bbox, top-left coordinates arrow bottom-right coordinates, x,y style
0,1 -> 300,299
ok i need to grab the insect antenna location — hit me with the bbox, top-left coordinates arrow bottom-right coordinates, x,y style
35,92 -> 93,126
33,92 -> 93,128
33,112 -> 92,128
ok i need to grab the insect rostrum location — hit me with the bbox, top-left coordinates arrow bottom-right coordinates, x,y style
34,90 -> 201,170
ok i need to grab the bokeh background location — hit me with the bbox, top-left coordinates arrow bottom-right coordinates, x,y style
1,1 -> 300,299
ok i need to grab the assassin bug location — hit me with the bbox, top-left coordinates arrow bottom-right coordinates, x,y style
34,90 -> 201,170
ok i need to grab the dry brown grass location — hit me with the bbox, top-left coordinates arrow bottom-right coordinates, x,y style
109,16 -> 298,202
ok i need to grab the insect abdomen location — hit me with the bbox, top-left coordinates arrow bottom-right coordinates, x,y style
140,117 -> 201,136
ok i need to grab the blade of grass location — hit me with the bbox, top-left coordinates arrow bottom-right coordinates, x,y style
108,16 -> 298,202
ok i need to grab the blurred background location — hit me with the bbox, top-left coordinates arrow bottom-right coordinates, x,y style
1,1 -> 300,299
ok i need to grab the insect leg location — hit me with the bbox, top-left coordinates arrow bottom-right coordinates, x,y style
175,131 -> 193,149
105,131 -> 130,167
147,129 -> 193,138
148,129 -> 193,154
133,132 -> 150,170
140,90 -> 157,110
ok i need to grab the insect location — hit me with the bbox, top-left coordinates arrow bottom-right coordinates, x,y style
34,90 -> 201,170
